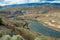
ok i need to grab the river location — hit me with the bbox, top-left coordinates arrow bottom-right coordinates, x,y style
26,19 -> 60,38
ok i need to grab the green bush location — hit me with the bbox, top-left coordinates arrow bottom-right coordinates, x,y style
0,35 -> 25,40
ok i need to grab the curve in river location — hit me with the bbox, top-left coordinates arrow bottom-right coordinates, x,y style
26,20 -> 60,38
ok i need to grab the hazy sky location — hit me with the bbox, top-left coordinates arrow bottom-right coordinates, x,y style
0,0 -> 60,6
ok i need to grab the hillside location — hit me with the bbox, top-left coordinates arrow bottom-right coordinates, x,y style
0,3 -> 60,40
0,3 -> 60,17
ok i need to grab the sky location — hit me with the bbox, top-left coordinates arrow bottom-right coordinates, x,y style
0,0 -> 60,6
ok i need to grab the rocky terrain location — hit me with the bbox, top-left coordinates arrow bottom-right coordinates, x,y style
0,4 -> 60,17
0,3 -> 60,40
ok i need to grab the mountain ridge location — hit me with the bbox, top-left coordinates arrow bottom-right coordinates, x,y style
0,3 -> 60,8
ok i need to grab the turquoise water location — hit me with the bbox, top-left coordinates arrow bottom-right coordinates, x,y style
26,20 -> 60,38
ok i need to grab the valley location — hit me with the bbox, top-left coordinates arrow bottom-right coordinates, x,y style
0,3 -> 60,40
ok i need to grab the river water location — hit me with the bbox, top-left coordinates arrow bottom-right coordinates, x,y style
26,19 -> 60,38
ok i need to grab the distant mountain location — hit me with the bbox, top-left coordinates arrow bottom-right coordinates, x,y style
0,6 -> 3,8
0,3 -> 60,8
2,3 -> 46,8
